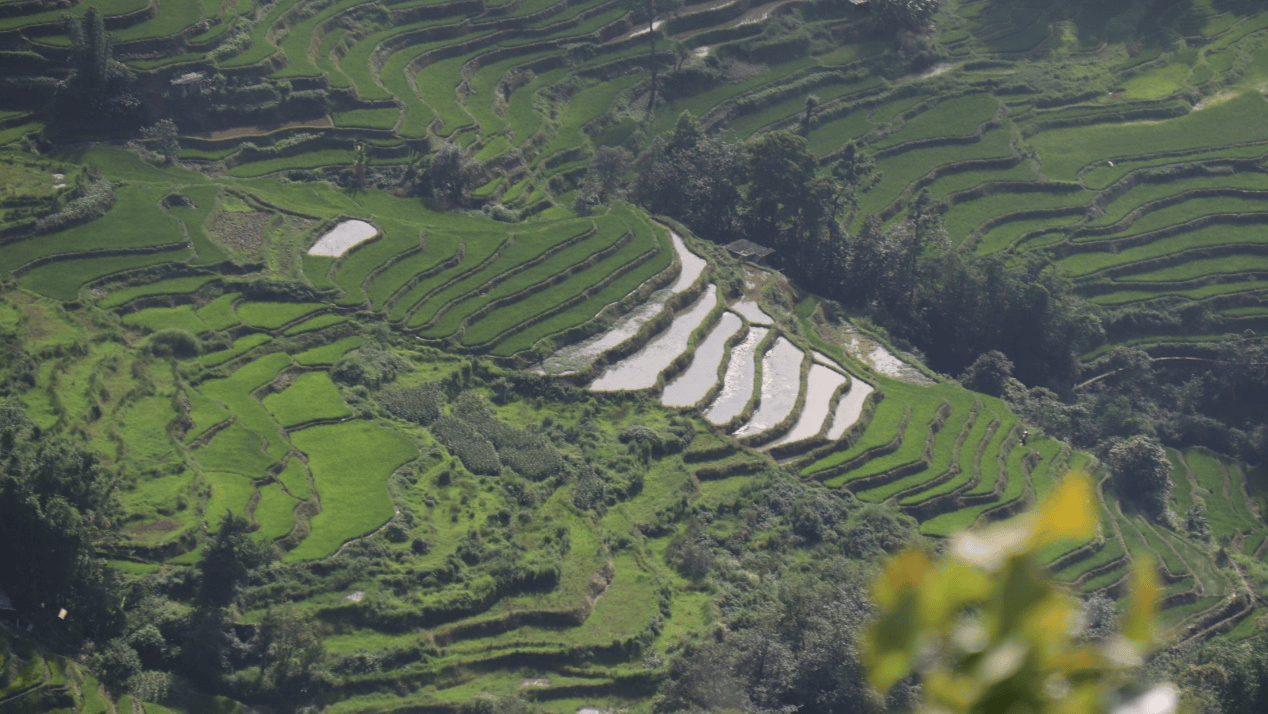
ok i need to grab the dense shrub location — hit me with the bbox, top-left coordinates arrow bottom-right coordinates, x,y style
1107,435 -> 1172,520
147,328 -> 201,358
332,345 -> 409,389
378,382 -> 444,425
482,203 -> 521,223
571,462 -> 605,512
35,177 -> 115,234
430,415 -> 501,475
452,393 -> 563,480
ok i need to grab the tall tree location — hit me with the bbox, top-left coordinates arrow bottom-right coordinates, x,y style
1107,436 -> 1172,520
419,141 -> 483,208
631,0 -> 683,112
256,606 -> 327,698
0,401 -> 121,636
633,115 -> 743,241
743,130 -> 817,240
142,119 -> 181,164
575,145 -> 632,211
871,0 -> 942,31
197,512 -> 272,607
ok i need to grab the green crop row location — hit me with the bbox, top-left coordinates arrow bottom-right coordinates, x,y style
202,333 -> 272,368
415,221 -> 605,336
827,398 -> 950,490
1032,92 -> 1268,182
18,247 -> 192,301
99,275 -> 217,308
854,396 -> 979,502
477,211 -> 672,354
873,93 -> 1000,150
123,305 -> 210,335
236,301 -> 326,330
294,335 -> 365,366
409,219 -> 593,329
287,421 -> 419,560
263,371 -> 353,428
1059,222 -> 1268,278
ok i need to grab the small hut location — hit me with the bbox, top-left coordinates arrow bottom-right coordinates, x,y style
169,72 -> 206,99
725,239 -> 775,264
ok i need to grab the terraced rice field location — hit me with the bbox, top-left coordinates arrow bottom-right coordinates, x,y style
4,0 -> 1268,711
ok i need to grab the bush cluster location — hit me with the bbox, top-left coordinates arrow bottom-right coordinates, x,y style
431,415 -> 501,475
452,393 -> 563,480
378,382 -> 444,425
35,177 -> 114,234
332,344 -> 409,389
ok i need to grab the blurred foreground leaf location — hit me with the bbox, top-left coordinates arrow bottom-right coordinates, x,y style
864,471 -> 1173,714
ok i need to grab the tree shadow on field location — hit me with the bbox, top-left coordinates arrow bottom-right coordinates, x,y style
973,0 -> 1262,55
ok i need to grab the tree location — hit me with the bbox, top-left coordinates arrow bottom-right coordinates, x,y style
256,606 -> 326,698
801,93 -> 819,133
350,141 -> 368,189
633,122 -> 744,241
420,141 -> 483,208
1107,436 -> 1172,520
630,0 -> 684,112
960,350 -> 1016,398
574,146 -> 632,211
68,8 -> 111,98
865,471 -> 1177,714
0,401 -> 121,635
664,110 -> 703,157
744,130 -> 817,239
197,512 -> 272,607
871,0 -> 942,31
141,119 -> 180,164
60,8 -> 136,121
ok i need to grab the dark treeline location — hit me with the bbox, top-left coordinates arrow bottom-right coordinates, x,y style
631,112 -> 1102,390
629,113 -> 1268,467
655,475 -> 920,713
1006,336 -> 1268,463
0,402 -> 124,642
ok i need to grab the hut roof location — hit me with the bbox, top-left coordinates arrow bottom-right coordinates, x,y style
725,239 -> 775,261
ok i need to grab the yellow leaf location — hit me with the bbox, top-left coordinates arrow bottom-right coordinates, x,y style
1050,645 -> 1109,675
1035,470 -> 1097,547
920,561 -> 992,627
864,599 -> 923,692
1022,596 -> 1078,657
873,548 -> 931,608
925,666 -> 979,711
1123,557 -> 1159,647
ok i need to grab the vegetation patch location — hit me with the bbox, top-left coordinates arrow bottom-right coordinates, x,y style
286,421 -> 419,560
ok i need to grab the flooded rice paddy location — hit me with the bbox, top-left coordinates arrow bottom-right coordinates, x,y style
813,351 -> 843,370
840,325 -> 934,385
660,311 -> 743,408
705,326 -> 767,424
731,299 -> 773,325
767,364 -> 847,447
732,337 -> 804,438
668,231 -> 708,292
535,231 -> 706,375
825,378 -> 875,440
590,285 -> 717,392
307,220 -> 378,256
